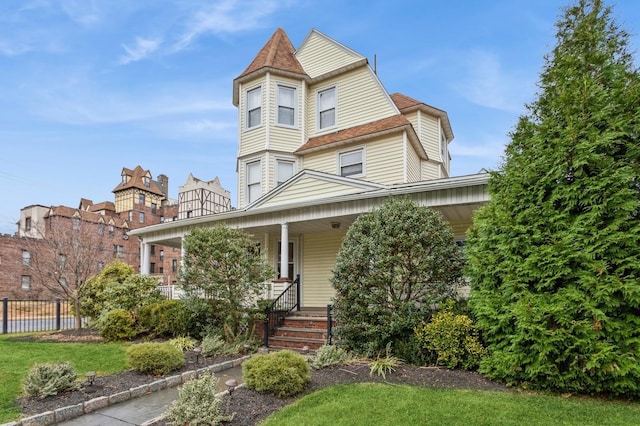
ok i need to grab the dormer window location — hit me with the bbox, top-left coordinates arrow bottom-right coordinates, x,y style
318,86 -> 336,130
246,86 -> 262,129
144,176 -> 151,187
122,175 -> 127,184
277,85 -> 296,127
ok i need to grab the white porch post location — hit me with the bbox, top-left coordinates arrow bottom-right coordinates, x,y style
141,242 -> 150,274
280,222 -> 289,280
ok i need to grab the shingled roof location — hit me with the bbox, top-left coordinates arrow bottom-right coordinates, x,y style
233,28 -> 308,106
390,93 -> 454,141
295,115 -> 426,160
112,165 -> 165,197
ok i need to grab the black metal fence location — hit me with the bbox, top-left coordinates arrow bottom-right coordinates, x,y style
263,274 -> 300,347
1,298 -> 84,334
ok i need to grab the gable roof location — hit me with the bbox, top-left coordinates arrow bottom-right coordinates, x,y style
46,205 -> 128,228
112,165 -> 165,197
390,93 -> 454,141
233,28 -> 308,106
294,115 -> 427,160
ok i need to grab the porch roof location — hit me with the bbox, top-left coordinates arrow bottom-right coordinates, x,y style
127,172 -> 490,248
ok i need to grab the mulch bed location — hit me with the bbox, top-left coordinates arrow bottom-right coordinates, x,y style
14,329 -> 510,426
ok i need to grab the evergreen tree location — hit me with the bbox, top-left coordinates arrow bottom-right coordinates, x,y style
466,0 -> 640,396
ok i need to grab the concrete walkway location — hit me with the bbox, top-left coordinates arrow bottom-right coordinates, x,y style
57,365 -> 244,426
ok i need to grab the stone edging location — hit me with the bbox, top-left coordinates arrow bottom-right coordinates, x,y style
4,355 -> 251,426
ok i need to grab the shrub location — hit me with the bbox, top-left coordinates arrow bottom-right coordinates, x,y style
414,304 -> 486,370
23,362 -> 81,399
126,342 -> 185,375
166,372 -> 231,425
97,308 -> 137,342
137,299 -> 189,337
79,260 -> 134,321
243,350 -> 310,397
332,197 -> 464,356
168,336 -> 198,352
309,345 -> 350,370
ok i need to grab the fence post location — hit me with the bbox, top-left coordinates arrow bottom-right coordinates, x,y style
295,274 -> 300,311
326,304 -> 333,345
2,298 -> 7,334
263,311 -> 270,348
55,299 -> 61,330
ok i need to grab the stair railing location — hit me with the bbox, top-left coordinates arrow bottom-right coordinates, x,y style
263,274 -> 300,347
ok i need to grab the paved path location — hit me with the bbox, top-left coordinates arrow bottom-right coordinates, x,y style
57,365 -> 244,426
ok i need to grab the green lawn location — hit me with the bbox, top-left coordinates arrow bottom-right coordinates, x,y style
262,383 -> 640,426
0,333 -> 128,423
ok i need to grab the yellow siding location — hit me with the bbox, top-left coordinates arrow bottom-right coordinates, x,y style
238,154 -> 266,208
260,176 -> 369,208
306,67 -> 396,137
364,135 -> 405,184
239,78 -> 267,157
269,77 -> 304,153
407,141 -> 421,182
422,159 -> 440,180
296,32 -> 362,79
301,230 -> 346,307
421,113 -> 441,161
301,150 -> 335,174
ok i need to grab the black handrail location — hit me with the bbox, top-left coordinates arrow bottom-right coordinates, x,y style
263,274 -> 300,347
326,304 -> 333,345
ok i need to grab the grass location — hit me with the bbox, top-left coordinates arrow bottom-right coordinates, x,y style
0,333 -> 128,423
262,383 -> 640,426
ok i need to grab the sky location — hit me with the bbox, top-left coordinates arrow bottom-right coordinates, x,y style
1,0 -> 640,235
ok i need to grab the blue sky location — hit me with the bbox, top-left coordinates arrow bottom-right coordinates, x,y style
1,0 -> 639,235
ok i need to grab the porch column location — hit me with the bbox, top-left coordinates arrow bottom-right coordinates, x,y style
141,242 -> 150,274
280,222 -> 289,280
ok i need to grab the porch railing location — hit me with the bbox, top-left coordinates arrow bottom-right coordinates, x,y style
263,274 -> 300,347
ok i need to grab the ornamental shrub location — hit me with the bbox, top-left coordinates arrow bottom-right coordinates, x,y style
23,362 -> 81,399
414,303 -> 486,370
137,299 -> 189,337
97,308 -> 137,342
166,373 -> 231,425
168,336 -> 198,352
200,333 -> 226,357
243,350 -> 310,397
332,197 -> 464,356
126,342 -> 185,375
309,345 -> 350,370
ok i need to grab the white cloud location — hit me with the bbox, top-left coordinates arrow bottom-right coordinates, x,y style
174,0 -> 281,51
119,37 -> 162,65
453,49 -> 532,114
61,0 -> 101,27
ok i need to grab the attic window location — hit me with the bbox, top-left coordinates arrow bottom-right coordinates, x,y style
246,86 -> 262,129
144,176 -> 151,187
122,175 -> 127,184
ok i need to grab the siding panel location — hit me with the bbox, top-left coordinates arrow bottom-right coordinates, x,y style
302,230 -> 346,307
296,32 -> 362,79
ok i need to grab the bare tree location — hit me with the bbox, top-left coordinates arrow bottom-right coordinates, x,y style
23,216 -> 115,329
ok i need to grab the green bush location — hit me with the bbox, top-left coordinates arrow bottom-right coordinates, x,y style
137,299 -> 189,337
369,345 -> 400,379
126,342 -> 185,375
167,372 -> 231,425
332,198 -> 464,356
79,260 -> 134,321
97,308 -> 138,342
414,304 -> 486,370
309,345 -> 350,369
23,362 -> 81,399
243,350 -> 310,397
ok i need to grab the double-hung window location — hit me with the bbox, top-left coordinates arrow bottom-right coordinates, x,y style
246,86 -> 262,129
277,85 -> 296,126
246,161 -> 262,204
318,87 -> 336,130
339,149 -> 364,177
276,160 -> 294,186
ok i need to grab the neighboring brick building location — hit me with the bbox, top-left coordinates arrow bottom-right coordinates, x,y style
0,166 -> 217,299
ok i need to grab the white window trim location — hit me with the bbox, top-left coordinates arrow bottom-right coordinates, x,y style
245,159 -> 262,204
316,85 -> 337,132
337,146 -> 365,178
245,85 -> 262,130
275,83 -> 297,128
275,158 -> 296,186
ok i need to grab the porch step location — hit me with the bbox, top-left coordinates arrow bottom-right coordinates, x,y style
267,335 -> 326,351
273,326 -> 328,340
280,316 -> 329,330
